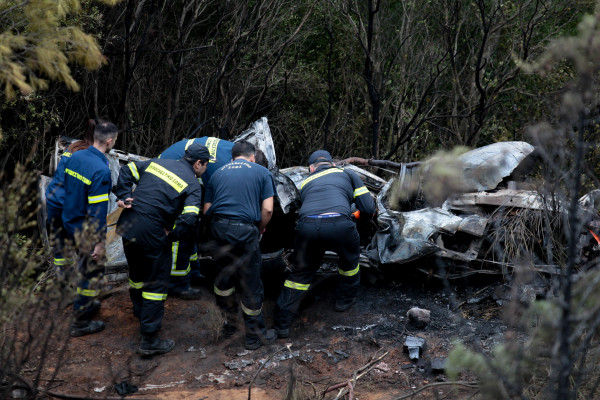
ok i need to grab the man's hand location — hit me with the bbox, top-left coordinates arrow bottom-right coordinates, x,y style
117,197 -> 134,208
91,242 -> 106,262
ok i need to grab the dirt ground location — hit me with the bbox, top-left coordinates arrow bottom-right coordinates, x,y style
25,263 -> 510,400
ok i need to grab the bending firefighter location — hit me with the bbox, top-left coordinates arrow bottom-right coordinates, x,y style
114,143 -> 209,356
274,150 -> 375,339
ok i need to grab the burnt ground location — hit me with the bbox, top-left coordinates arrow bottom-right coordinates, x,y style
24,262 -> 511,400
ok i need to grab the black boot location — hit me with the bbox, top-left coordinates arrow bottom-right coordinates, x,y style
137,333 -> 175,356
244,329 -> 277,350
169,287 -> 202,300
70,319 -> 105,337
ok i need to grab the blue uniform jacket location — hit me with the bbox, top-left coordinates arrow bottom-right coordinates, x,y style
46,151 -> 73,210
114,158 -> 203,249
159,137 -> 234,183
298,165 -> 376,219
62,146 -> 112,237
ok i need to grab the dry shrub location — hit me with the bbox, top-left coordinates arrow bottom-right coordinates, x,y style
203,301 -> 226,344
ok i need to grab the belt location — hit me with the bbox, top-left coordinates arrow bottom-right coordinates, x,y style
306,213 -> 342,219
212,215 -> 255,226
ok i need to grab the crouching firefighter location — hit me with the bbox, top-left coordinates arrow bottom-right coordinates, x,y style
114,143 -> 209,356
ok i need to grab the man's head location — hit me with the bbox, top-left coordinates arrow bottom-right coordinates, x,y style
308,150 -> 334,172
254,149 -> 268,168
94,120 -> 119,150
231,140 -> 256,162
184,143 -> 210,177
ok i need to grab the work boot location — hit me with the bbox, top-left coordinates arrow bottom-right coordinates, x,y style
221,322 -> 237,337
244,329 -> 277,350
137,333 -> 175,356
274,325 -> 289,339
170,287 -> 202,300
70,320 -> 105,337
335,297 -> 357,312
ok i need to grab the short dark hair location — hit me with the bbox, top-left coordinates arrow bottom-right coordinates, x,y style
232,140 -> 255,159
254,149 -> 268,168
94,120 -> 118,143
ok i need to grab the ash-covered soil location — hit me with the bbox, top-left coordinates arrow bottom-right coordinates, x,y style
27,264 -> 513,400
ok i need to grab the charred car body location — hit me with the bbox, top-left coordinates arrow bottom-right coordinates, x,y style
39,120 -> 600,279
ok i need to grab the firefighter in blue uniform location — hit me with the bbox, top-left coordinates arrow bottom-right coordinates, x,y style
46,119 -> 95,275
273,150 -> 376,338
159,137 -> 235,297
114,143 -> 209,356
203,140 -> 277,350
62,121 -> 118,337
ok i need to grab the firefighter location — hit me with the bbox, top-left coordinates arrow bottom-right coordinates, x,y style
45,119 -> 95,277
159,137 -> 235,297
62,120 -> 118,337
203,140 -> 276,350
114,143 -> 209,356
273,150 -> 376,338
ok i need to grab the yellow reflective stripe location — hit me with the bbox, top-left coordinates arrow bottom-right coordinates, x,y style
128,162 -> 140,181
65,168 -> 92,185
184,139 -> 195,150
339,264 -> 360,277
284,280 -> 310,291
205,137 -> 220,163
53,258 -> 72,266
241,302 -> 262,316
142,292 -> 168,301
182,206 -> 199,214
190,253 -> 198,261
128,279 -> 143,289
214,285 -> 235,296
170,264 -> 190,276
146,162 -> 188,193
353,186 -> 369,198
77,287 -> 100,297
88,194 -> 109,204
171,241 -> 179,268
300,168 -> 344,190
62,152 -> 72,157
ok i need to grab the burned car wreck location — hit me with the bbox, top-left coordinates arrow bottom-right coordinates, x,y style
39,120 -> 600,279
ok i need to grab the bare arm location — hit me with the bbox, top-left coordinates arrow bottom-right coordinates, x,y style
258,196 -> 274,233
203,202 -> 212,215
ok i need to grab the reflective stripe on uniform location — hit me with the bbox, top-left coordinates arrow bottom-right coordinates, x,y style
146,162 -> 188,193
88,193 -> 109,204
63,152 -> 72,157
128,162 -> 140,181
142,291 -> 167,301
128,278 -> 143,289
214,285 -> 235,296
65,168 -> 91,185
77,287 -> 100,297
353,186 -> 369,198
182,206 -> 199,214
185,139 -> 195,150
190,253 -> 198,261
205,137 -> 220,163
284,280 -> 310,291
241,302 -> 261,316
171,264 -> 190,276
300,168 -> 343,190
171,241 -> 179,270
53,257 -> 72,266
339,264 -> 360,277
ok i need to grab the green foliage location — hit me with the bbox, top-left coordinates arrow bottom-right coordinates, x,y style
0,0 -> 121,101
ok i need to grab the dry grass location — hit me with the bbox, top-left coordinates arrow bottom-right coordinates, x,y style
203,301 -> 226,344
